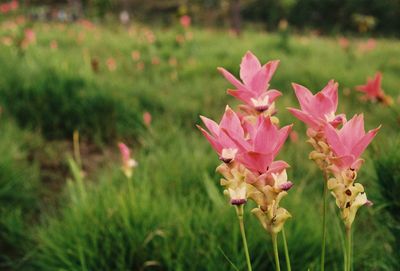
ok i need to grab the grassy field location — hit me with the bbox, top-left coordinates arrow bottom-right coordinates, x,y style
0,19 -> 399,270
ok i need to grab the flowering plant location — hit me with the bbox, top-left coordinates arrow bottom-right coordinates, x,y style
198,52 -> 293,271
198,52 -> 380,271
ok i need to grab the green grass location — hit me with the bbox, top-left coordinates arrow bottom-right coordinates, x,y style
0,20 -> 399,270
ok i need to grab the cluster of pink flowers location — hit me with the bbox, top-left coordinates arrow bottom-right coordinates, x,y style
0,0 -> 18,14
198,51 -> 293,234
288,80 -> 379,228
198,52 -> 380,270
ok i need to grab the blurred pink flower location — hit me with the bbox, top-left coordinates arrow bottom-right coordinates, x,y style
151,56 -> 160,65
168,57 -> 178,67
180,15 -> 191,28
9,0 -> 18,10
355,72 -> 385,102
0,0 -> 18,14
106,58 -> 117,71
21,28 -> 36,48
175,34 -> 185,44
79,19 -> 96,30
0,3 -> 10,13
289,130 -> 299,143
143,112 -> 152,127
338,37 -> 350,50
118,142 -> 138,178
15,15 -> 25,25
324,114 -> 380,171
50,40 -> 58,50
218,51 -> 281,112
136,61 -> 145,71
288,80 -> 345,130
2,36 -> 13,46
131,50 -> 141,61
144,30 -> 156,44
358,38 -> 376,53
25,28 -> 36,42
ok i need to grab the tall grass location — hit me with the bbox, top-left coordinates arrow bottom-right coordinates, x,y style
0,120 -> 40,269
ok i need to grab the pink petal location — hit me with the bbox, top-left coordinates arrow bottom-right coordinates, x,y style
273,124 -> 292,155
265,89 -> 282,103
249,66 -> 269,94
197,125 -> 223,154
351,126 -> 380,159
239,51 -> 262,86
227,89 -> 253,105
267,160 -> 290,173
330,155 -> 356,170
220,106 -> 245,138
339,114 -> 365,149
218,67 -> 244,90
350,158 -> 365,171
200,115 -> 220,137
324,123 -> 346,156
310,92 -> 335,117
118,143 -> 131,162
221,127 -> 251,152
237,151 -> 273,173
264,60 -> 280,83
254,116 -> 277,153
292,83 -> 314,110
321,80 -> 338,110
287,108 -> 320,128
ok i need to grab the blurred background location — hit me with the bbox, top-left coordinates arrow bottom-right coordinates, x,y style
0,0 -> 399,270
4,0 -> 400,34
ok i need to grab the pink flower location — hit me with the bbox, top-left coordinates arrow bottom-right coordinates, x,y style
151,56 -> 160,65
106,57 -> 117,71
218,51 -> 281,112
338,37 -> 350,50
24,28 -> 36,42
9,0 -> 18,10
289,130 -> 299,143
197,106 -> 245,163
324,114 -> 380,171
118,142 -> 138,178
355,72 -> 385,102
225,115 -> 291,174
288,80 -> 345,130
358,38 -> 376,53
21,28 -> 36,48
180,15 -> 191,28
143,112 -> 152,127
119,143 -> 131,164
131,50 -> 141,61
50,40 -> 58,50
0,3 -> 10,13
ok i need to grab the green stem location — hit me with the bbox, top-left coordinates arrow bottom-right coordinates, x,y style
235,205 -> 252,271
272,233 -> 281,271
282,227 -> 291,271
346,227 -> 352,271
321,171 -> 328,271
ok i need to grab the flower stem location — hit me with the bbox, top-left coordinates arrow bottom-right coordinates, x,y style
272,233 -> 281,271
235,205 -> 252,271
282,227 -> 291,271
346,227 -> 352,271
321,171 -> 328,271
